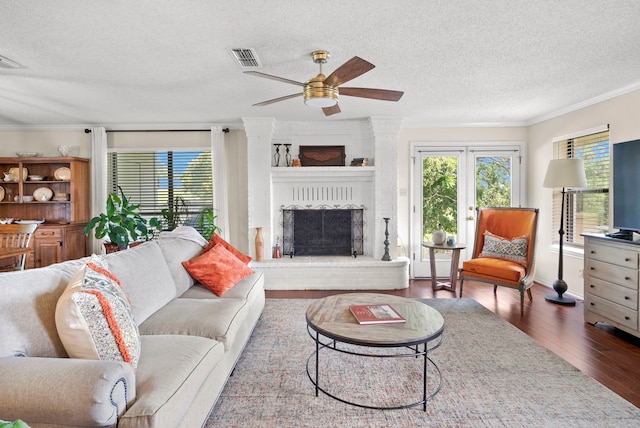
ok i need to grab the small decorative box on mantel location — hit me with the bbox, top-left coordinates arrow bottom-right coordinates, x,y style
299,145 -> 346,166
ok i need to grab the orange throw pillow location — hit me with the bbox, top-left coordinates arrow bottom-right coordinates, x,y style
202,234 -> 252,264
183,243 -> 255,296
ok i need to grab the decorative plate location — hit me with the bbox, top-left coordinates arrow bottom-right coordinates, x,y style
0,185 -> 4,202
33,187 -> 53,202
8,167 -> 28,182
54,167 -> 71,180
15,219 -> 45,224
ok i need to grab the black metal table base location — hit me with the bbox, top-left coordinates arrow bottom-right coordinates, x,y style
306,327 -> 443,411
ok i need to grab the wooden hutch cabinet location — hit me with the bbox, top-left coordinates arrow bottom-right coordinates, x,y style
0,157 -> 90,268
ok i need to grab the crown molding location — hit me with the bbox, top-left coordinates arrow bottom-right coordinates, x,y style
526,81 -> 640,126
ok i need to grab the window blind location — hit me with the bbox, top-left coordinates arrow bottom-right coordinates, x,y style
108,151 -> 213,231
551,130 -> 609,246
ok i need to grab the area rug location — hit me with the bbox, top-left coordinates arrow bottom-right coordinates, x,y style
206,298 -> 640,427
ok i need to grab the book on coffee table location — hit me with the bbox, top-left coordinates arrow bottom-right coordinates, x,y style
349,304 -> 406,325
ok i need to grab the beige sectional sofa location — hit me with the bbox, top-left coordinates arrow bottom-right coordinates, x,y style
0,230 -> 265,427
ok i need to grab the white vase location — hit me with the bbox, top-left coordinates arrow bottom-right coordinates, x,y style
432,224 -> 446,245
58,145 -> 70,157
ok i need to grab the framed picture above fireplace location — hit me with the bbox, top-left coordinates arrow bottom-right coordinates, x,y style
299,145 -> 346,166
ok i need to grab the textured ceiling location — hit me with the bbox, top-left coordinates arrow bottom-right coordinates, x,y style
1,1 -> 640,128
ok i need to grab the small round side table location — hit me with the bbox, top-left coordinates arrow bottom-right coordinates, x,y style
421,242 -> 466,295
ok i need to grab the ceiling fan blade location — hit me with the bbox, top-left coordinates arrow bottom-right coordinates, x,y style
322,104 -> 341,116
323,57 -> 375,87
244,71 -> 305,87
252,93 -> 302,106
339,87 -> 404,101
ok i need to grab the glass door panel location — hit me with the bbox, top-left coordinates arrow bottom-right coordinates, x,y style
412,146 -> 521,279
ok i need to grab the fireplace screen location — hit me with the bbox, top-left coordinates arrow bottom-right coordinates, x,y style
282,208 -> 364,256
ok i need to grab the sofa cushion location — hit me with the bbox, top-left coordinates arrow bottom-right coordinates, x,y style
157,227 -> 208,296
0,257 -> 87,359
479,231 -> 529,267
118,334 -> 224,428
102,241 -> 177,324
202,234 -> 252,264
462,257 -> 526,283
55,257 -> 141,369
139,298 -> 249,352
180,271 -> 264,301
182,243 -> 255,296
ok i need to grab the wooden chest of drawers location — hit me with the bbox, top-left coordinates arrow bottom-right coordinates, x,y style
584,234 -> 640,336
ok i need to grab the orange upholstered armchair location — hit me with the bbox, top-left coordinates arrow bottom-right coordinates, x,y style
459,207 -> 539,315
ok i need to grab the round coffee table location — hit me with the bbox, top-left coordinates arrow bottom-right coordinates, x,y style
305,293 -> 444,411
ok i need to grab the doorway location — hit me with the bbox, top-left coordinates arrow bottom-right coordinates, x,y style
411,143 -> 523,278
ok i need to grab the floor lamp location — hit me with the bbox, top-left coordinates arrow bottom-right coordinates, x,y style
542,158 -> 588,306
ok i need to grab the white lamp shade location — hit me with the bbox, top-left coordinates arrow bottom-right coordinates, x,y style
543,158 -> 588,189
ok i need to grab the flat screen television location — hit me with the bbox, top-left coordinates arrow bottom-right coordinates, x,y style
611,138 -> 640,239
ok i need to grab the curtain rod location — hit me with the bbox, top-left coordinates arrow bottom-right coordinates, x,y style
84,128 -> 229,133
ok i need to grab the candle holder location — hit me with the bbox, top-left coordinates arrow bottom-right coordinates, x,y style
284,144 -> 292,167
273,144 -> 281,167
382,217 -> 392,261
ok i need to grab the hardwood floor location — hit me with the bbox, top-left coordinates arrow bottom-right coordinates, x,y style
266,280 -> 640,408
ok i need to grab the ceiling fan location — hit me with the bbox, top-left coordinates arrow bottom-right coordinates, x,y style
244,50 -> 404,116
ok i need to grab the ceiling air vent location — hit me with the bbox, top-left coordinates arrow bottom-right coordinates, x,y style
0,54 -> 25,69
229,48 -> 262,68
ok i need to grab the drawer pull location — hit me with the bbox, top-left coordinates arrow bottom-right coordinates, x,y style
590,284 -> 595,288
590,302 -> 595,306
590,267 -> 595,270
625,316 -> 631,320
625,257 -> 631,262
625,296 -> 631,300
590,250 -> 596,254
625,277 -> 631,281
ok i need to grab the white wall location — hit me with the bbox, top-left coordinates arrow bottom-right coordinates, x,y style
528,89 -> 640,298
0,130 -> 92,158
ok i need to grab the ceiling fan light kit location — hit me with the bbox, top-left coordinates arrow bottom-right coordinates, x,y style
245,49 -> 403,116
303,74 -> 338,107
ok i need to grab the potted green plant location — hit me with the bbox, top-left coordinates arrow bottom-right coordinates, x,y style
84,186 -> 160,252
197,207 -> 221,240
161,196 -> 189,231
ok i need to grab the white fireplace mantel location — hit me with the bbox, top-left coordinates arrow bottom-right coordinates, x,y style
271,166 -> 375,182
244,117 -> 407,289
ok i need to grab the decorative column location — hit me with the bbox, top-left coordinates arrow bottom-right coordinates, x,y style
369,116 -> 402,260
243,117 -> 277,258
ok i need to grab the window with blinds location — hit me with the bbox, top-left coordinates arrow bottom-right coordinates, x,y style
551,130 -> 609,247
107,151 -> 213,232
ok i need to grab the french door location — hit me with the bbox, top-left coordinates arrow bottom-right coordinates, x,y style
411,144 -> 522,278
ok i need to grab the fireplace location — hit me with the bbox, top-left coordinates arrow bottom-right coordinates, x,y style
282,208 -> 364,256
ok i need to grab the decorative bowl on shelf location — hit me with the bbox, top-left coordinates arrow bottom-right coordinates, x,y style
33,187 -> 53,201
0,218 -> 13,224
54,167 -> 71,180
23,195 -> 34,202
8,167 -> 28,182
14,219 -> 45,224
16,152 -> 41,157
28,175 -> 45,181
